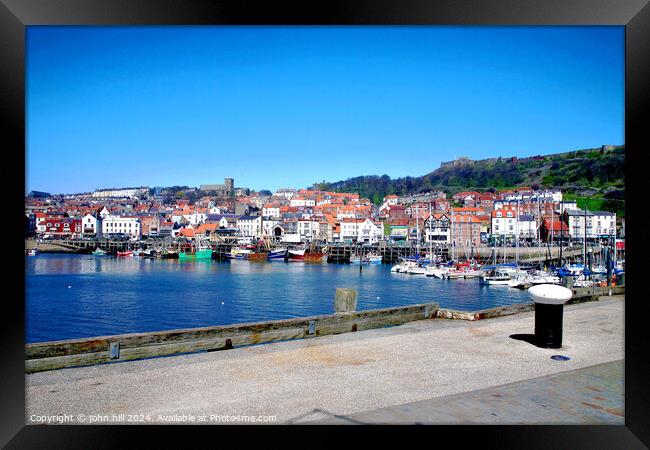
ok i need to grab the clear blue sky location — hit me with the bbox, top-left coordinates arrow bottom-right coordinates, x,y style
26,26 -> 624,195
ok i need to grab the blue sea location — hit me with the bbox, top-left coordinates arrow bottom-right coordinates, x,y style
25,254 -> 532,343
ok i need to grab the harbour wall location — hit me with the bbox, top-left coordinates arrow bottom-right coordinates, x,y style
27,237 -> 597,263
24,285 -> 624,373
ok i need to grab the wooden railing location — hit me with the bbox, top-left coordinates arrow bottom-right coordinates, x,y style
25,302 -> 439,373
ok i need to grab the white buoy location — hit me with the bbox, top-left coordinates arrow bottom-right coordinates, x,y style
377,296 -> 380,300
221,301 -> 225,305
67,285 -> 72,289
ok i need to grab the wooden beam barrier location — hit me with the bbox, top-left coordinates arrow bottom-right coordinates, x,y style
436,285 -> 625,321
25,302 -> 439,373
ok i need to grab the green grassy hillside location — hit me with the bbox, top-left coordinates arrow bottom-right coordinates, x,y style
311,145 -> 625,215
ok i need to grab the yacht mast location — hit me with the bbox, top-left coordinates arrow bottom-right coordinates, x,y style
416,205 -> 420,261
583,207 -> 588,266
515,200 -> 520,268
451,207 -> 455,262
429,203 -> 433,266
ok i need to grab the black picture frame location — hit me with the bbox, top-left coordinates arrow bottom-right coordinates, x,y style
3,0 -> 648,447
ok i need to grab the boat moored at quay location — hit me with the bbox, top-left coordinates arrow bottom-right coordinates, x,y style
28,237 -> 625,289
179,239 -> 213,261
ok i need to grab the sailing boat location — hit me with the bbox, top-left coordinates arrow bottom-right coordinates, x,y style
405,206 -> 426,274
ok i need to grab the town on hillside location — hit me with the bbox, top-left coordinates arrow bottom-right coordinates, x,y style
25,178 -> 624,252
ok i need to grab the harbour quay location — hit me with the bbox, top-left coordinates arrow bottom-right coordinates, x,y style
27,236 -> 594,264
25,293 -> 624,425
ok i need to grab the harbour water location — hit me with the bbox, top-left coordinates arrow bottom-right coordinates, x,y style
25,254 -> 532,343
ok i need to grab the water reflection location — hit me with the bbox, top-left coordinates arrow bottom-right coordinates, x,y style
26,254 -> 532,343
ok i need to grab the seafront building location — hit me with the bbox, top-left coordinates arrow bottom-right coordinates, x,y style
92,187 -> 149,199
25,183 -> 622,247
101,215 -> 142,239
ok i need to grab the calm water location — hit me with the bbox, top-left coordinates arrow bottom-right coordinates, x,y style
25,254 -> 532,343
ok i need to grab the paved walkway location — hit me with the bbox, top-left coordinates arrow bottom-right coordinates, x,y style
312,360 -> 623,424
26,296 -> 624,425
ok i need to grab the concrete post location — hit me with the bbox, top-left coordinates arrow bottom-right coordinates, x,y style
334,288 -> 358,313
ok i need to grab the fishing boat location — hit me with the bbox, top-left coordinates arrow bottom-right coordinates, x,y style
179,239 -> 213,261
132,249 -> 143,256
117,250 -> 134,257
248,252 -> 269,262
268,247 -> 288,260
160,250 -> 179,259
141,249 -> 156,258
304,251 -> 325,263
225,246 -> 252,260
286,248 -> 306,261
247,239 -> 271,262
92,248 -> 107,256
26,248 -> 38,256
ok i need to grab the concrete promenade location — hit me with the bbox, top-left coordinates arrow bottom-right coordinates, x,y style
315,360 -> 623,424
26,296 -> 624,425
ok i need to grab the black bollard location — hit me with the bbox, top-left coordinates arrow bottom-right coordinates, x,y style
534,303 -> 564,348
529,284 -> 572,349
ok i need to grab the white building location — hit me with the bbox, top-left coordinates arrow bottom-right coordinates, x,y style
339,219 -> 383,243
423,214 -> 451,243
491,207 -> 518,236
262,204 -> 281,219
262,219 -> 280,238
99,207 -> 111,219
275,188 -> 297,200
101,215 -> 141,239
290,197 -> 316,207
533,189 -> 563,203
564,210 -> 616,240
81,214 -> 102,236
92,187 -> 149,199
383,195 -> 400,206
297,220 -> 320,241
517,214 -> 537,238
237,215 -> 262,238
183,212 -> 207,226
559,201 -> 578,214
